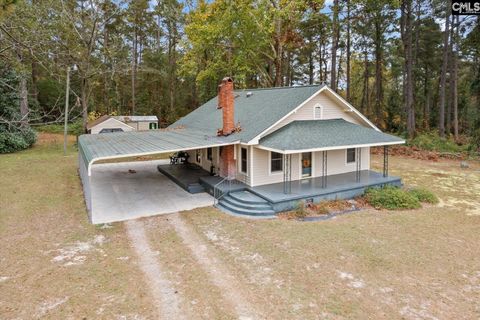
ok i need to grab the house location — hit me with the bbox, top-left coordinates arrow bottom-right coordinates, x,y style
86,115 -> 158,134
78,78 -> 404,223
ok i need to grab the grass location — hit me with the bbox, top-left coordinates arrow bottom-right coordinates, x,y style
0,134 -> 156,319
1,134 -> 479,319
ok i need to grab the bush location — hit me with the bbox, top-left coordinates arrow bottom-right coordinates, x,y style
409,131 -> 469,153
408,187 -> 439,204
294,201 -> 307,218
365,186 -> 421,210
0,127 -> 37,153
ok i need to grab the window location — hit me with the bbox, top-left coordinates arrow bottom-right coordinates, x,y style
314,104 -> 323,120
270,152 -> 283,173
207,148 -> 213,161
346,148 -> 356,164
149,122 -> 158,130
99,128 -> 124,133
240,148 -> 247,173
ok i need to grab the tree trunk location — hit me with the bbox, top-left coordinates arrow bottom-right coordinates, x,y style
330,0 -> 339,91
423,67 -> 430,130
452,15 -> 459,139
402,0 -> 415,138
131,27 -> 137,114
273,15 -> 283,87
346,0 -> 351,101
19,75 -> 29,126
361,50 -> 369,114
438,1 -> 451,138
31,61 -> 39,105
374,19 -> 384,127
308,35 -> 314,85
81,77 -> 88,133
447,13 -> 455,135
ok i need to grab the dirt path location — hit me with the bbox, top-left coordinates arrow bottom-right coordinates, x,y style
125,220 -> 186,319
167,213 -> 261,320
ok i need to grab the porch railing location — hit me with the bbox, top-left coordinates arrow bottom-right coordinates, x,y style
213,177 -> 243,206
213,177 -> 229,206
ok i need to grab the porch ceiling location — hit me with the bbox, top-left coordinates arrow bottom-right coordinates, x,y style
258,119 -> 405,154
78,128 -> 238,175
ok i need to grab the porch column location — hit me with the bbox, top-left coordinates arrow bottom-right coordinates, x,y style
283,153 -> 292,194
322,150 -> 328,188
383,145 -> 389,177
355,147 -> 362,182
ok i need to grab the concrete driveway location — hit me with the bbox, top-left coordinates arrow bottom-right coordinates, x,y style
90,160 -> 213,224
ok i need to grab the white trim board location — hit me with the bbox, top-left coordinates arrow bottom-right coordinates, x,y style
256,140 -> 405,155
86,141 -> 240,176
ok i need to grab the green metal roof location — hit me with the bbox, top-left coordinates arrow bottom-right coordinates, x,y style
259,119 -> 405,153
78,128 -> 237,175
170,85 -> 324,143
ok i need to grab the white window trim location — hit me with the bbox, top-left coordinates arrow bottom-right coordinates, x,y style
345,148 -> 356,165
269,151 -> 283,175
299,152 -> 315,179
313,103 -> 323,120
240,147 -> 248,174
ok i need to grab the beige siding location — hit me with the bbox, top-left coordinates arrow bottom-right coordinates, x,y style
264,91 -> 362,136
90,118 -> 134,134
186,147 -> 219,173
123,121 -> 157,131
250,147 -> 370,187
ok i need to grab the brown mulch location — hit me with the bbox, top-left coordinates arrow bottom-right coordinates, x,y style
278,198 -> 371,220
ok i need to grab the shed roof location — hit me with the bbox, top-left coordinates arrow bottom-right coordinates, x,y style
258,119 -> 404,153
78,128 -> 238,175
170,85 -> 324,143
114,115 -> 158,122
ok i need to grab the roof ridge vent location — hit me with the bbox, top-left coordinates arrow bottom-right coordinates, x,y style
246,91 -> 253,97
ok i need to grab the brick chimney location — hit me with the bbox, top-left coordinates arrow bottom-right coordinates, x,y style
219,77 -> 235,135
218,77 -> 236,179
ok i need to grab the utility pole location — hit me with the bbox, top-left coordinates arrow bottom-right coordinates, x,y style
64,65 -> 77,156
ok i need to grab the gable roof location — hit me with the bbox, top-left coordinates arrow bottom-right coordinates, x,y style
258,119 -> 404,153
169,85 -> 324,143
86,115 -> 111,130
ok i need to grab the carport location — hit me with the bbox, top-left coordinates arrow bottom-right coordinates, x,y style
78,128 -> 238,224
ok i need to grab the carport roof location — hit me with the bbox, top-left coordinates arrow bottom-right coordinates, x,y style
78,128 -> 238,175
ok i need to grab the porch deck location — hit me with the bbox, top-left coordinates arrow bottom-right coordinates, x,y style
157,163 -> 401,215
249,170 -> 401,212
157,163 -> 247,194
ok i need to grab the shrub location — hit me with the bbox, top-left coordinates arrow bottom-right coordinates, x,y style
408,131 -> 469,153
408,187 -> 439,204
0,127 -> 37,153
294,201 -> 307,218
365,186 -> 421,210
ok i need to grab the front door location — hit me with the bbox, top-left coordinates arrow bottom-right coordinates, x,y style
301,152 -> 312,178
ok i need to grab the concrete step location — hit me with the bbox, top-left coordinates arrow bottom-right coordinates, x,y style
217,202 -> 275,217
229,190 -> 269,205
187,183 -> 205,194
222,195 -> 272,211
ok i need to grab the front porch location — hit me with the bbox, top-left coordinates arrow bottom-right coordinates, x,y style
156,161 -> 401,216
248,170 -> 401,213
